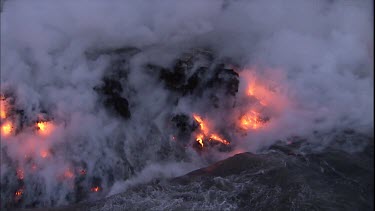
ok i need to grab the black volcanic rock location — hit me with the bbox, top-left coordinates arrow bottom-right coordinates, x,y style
207,64 -> 239,96
158,63 -> 239,97
154,49 -> 239,98
171,114 -> 198,142
103,96 -> 130,119
97,77 -> 123,96
159,64 -> 187,93
32,136 -> 372,211
106,141 -> 373,211
90,47 -> 141,120
94,77 -> 131,119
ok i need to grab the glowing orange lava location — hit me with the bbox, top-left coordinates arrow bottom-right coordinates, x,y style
15,189 -> 23,196
235,69 -> 289,131
209,134 -> 230,145
91,186 -> 100,192
1,121 -> 13,136
196,133 -> 204,147
240,110 -> 264,130
241,68 -> 290,115
192,114 -> 229,147
15,188 -> 23,200
0,108 -> 6,119
247,84 -> 255,96
0,98 -> 7,119
0,111 -> 5,119
193,114 -> 206,131
246,81 -> 269,106
36,121 -> 53,136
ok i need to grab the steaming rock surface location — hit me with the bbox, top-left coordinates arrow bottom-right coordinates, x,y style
2,0 -> 373,209
18,136 -> 373,211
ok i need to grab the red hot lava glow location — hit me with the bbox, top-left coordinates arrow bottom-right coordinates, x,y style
1,121 -> 13,136
91,186 -> 100,192
36,121 -> 54,136
240,110 -> 265,130
14,188 -> 24,201
192,114 -> 229,148
1,65 -> 290,205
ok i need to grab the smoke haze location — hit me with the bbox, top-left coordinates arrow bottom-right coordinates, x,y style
1,0 -> 373,208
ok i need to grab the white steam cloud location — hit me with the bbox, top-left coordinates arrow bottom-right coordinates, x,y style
1,0 -> 373,208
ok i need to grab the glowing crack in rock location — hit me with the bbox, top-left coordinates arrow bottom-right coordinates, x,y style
36,121 -> 54,136
1,121 -> 13,137
91,186 -> 100,192
196,133 -> 204,147
193,114 -> 206,132
14,188 -> 24,202
0,101 -> 7,119
209,134 -> 229,145
192,114 -> 229,147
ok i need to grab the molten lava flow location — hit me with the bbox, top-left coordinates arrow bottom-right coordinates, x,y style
0,105 -> 6,119
246,82 -> 269,106
14,188 -> 24,201
209,134 -> 229,145
15,189 -> 23,197
1,121 -> 13,136
36,121 -> 54,136
236,69 -> 288,131
192,114 -> 229,147
0,97 -> 8,119
242,68 -> 290,113
0,110 -> 5,119
37,122 -> 47,131
240,110 -> 264,130
91,186 -> 100,192
247,84 -> 255,96
193,114 -> 206,131
193,114 -> 209,147
196,133 -> 204,147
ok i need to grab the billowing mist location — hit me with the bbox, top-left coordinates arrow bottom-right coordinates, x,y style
1,0 -> 373,208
